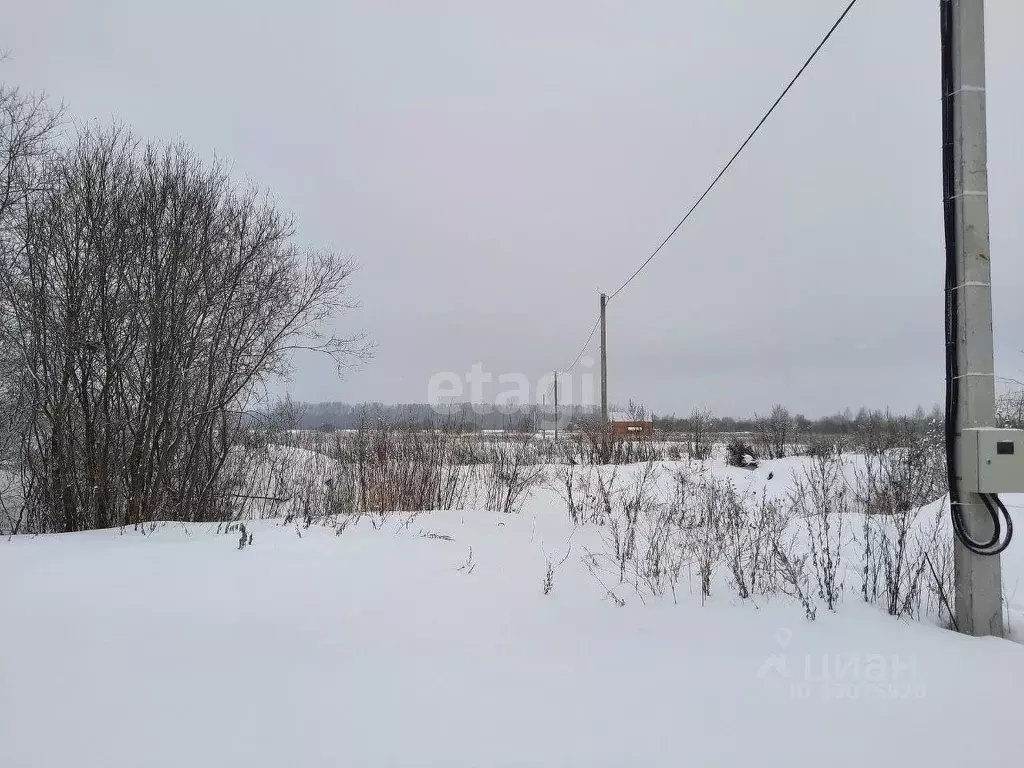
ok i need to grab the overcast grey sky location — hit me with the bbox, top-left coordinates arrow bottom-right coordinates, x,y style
4,0 -> 1023,416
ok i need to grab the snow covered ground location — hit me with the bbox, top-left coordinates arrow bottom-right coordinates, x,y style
3,457 -> 1024,767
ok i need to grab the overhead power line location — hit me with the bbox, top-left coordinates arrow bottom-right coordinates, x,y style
552,0 -> 859,379
562,314 -> 601,373
606,0 -> 860,302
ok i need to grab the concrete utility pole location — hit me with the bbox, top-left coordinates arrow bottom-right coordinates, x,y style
600,293 -> 608,426
945,0 -> 1003,637
553,372 -> 559,441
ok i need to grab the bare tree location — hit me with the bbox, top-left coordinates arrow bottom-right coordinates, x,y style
0,81 -> 59,221
756,404 -> 792,460
0,125 -> 369,531
0,82 -> 60,531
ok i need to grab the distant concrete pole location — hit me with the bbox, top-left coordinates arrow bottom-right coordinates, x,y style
553,372 -> 559,441
946,0 -> 1003,637
600,293 -> 608,426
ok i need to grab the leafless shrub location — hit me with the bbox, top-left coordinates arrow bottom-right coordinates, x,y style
848,427 -> 949,619
791,454 -> 847,611
717,481 -> 781,601
657,470 -> 695,603
481,433 -> 545,514
770,530 -> 817,621
658,471 -> 810,613
541,538 -> 572,595
568,426 -> 663,466
854,431 -> 945,516
637,502 -> 676,598
269,424 -> 443,520
590,465 -> 619,526
605,462 -> 658,585
542,562 -> 554,595
333,513 -> 358,537
457,546 -> 476,574
553,461 -> 593,525
584,428 -> 615,465
627,464 -> 691,599
858,503 -> 946,620
996,384 -> 1024,429
725,437 -> 758,468
584,467 -> 786,607
756,489 -> 819,620
581,547 -> 628,606
562,429 -> 951,627
688,408 -> 715,461
579,462 -> 664,598
922,541 -> 956,629
719,483 -> 750,598
688,480 -> 725,603
801,434 -> 843,458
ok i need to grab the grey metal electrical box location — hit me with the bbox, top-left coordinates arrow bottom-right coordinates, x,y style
959,428 -> 1024,493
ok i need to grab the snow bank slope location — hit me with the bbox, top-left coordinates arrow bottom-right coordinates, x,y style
2,499 -> 1024,767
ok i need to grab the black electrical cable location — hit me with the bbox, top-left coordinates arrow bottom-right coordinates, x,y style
555,1 -> 860,380
562,315 -> 601,374
607,0 -> 859,302
940,0 -> 1012,556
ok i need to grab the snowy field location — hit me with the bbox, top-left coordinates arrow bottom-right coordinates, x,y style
3,456 -> 1024,767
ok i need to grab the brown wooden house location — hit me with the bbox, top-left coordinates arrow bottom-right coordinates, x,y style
609,412 -> 654,439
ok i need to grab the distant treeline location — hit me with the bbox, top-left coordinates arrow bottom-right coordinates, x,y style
296,402 -> 598,432
652,405 -> 943,436
296,401 -> 944,435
